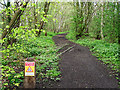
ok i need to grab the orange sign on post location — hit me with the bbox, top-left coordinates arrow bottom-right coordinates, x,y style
25,62 -> 35,76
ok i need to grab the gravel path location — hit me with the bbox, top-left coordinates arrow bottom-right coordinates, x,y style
52,33 -> 118,88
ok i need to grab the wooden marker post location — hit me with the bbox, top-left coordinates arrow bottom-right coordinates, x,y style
24,58 -> 36,88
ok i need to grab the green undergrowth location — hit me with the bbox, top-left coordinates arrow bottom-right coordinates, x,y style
1,31 -> 61,89
25,35 -> 61,84
76,39 -> 119,72
66,29 -> 76,40
66,35 -> 120,85
57,31 -> 69,34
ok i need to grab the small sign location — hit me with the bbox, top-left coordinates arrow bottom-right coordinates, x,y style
27,66 -> 33,72
25,62 -> 35,76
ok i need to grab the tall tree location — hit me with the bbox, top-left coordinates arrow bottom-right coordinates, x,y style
0,0 -> 11,27
73,1 -> 98,39
100,2 -> 104,40
14,0 -> 22,28
33,0 -> 38,29
1,0 -> 30,40
117,2 -> 120,44
6,0 -> 11,25
37,2 -> 51,36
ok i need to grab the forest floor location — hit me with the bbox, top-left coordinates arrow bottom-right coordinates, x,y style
51,33 -> 118,88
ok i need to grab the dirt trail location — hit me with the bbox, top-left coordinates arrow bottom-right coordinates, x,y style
52,33 -> 118,88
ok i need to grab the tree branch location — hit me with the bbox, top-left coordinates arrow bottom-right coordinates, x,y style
3,0 -> 6,5
37,2 -> 51,36
0,2 -> 7,7
1,0 -> 30,39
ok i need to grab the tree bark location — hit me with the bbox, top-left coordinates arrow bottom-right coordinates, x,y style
34,0 -> 38,29
6,0 -> 11,25
1,0 -> 30,39
13,0 -> 21,28
2,12 -> 5,30
37,2 -> 51,36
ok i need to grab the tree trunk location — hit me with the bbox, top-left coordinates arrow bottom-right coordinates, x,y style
6,0 -> 11,25
34,0 -> 37,29
1,0 -> 30,39
13,1 -> 21,28
76,1 -> 84,39
37,2 -> 50,36
100,2 -> 104,40
2,12 -> 5,30
57,5 -> 63,33
117,2 -> 120,44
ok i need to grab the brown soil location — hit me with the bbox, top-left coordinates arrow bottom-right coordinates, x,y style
51,33 -> 119,88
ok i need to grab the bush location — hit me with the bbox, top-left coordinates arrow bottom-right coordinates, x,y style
1,31 -> 60,89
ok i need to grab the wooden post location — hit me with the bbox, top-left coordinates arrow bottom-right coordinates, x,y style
24,58 -> 36,88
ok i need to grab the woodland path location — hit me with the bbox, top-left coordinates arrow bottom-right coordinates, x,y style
52,33 -> 118,88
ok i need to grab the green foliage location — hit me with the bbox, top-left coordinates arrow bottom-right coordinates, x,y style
89,2 -> 119,43
66,29 -> 76,40
74,38 -> 120,75
67,36 -> 120,85
45,2 -> 73,33
67,2 -> 120,78
41,31 -> 57,37
57,31 -> 68,34
1,65 -> 24,89
1,1 -> 119,88
1,28 -> 60,89
0,1 -> 63,88
31,34 -> 61,83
